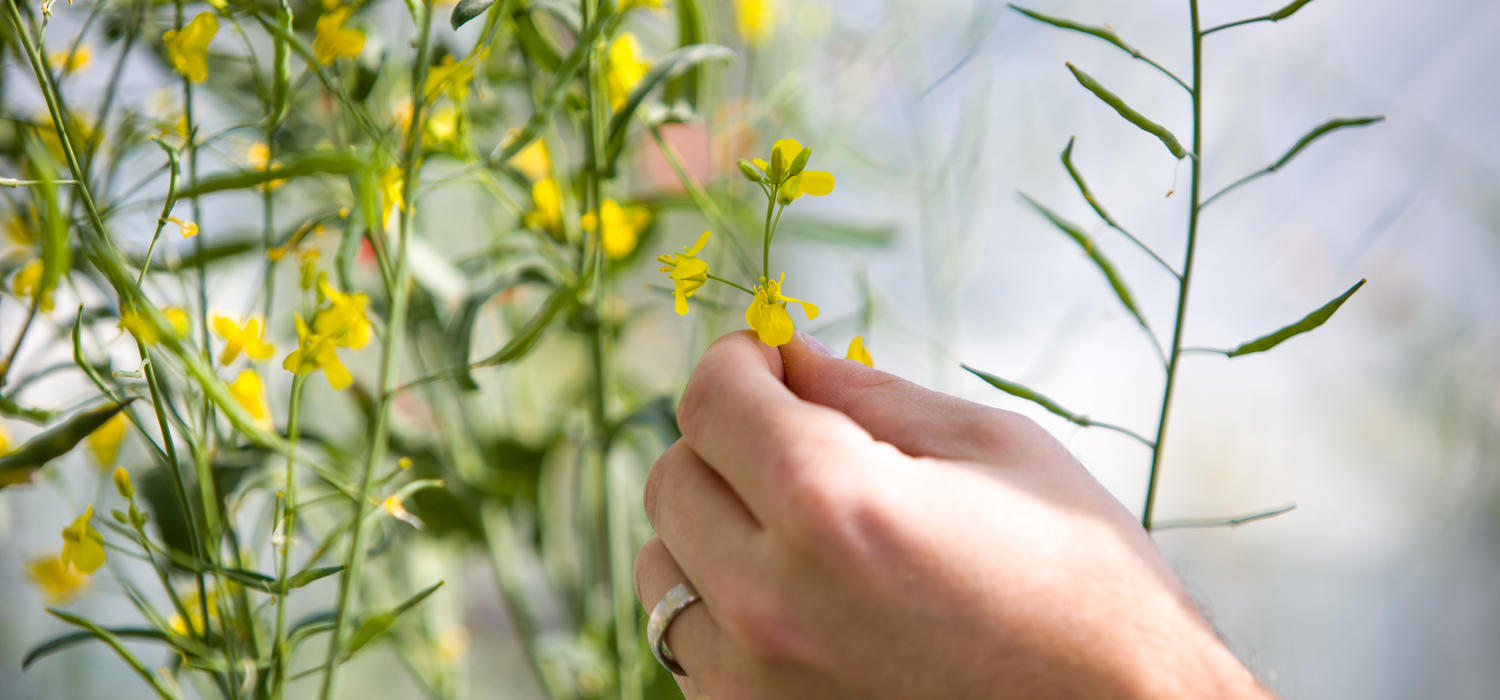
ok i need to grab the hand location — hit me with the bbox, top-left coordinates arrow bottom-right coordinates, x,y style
635,331 -> 1271,700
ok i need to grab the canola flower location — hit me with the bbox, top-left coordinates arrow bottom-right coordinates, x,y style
581,199 -> 651,259
229,369 -> 273,429
380,166 -> 405,226
169,586 -> 220,637
27,557 -> 87,604
509,134 -> 551,181
88,412 -> 127,469
163,12 -> 218,83
845,336 -> 873,366
605,33 -> 650,111
313,6 -> 365,65
426,52 -> 481,103
60,506 -> 105,574
657,231 -> 712,315
733,0 -> 775,47
11,259 -> 53,312
282,281 -> 371,390
119,306 -> 190,344
49,44 -> 91,74
213,315 -> 275,365
751,138 -> 835,202
524,177 -> 565,238
382,495 -> 424,529
745,274 -> 818,347
168,215 -> 198,238
284,314 -> 353,390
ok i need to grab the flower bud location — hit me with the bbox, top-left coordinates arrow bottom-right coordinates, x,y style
113,466 -> 134,499
768,146 -> 785,184
787,147 -> 811,177
737,159 -> 764,183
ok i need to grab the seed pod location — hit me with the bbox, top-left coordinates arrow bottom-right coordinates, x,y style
0,400 -> 137,490
737,159 -> 765,183
1066,63 -> 1186,159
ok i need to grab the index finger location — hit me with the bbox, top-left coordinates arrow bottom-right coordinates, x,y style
676,331 -> 876,522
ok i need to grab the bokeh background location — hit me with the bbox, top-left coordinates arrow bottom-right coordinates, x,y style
3,0 -> 1498,698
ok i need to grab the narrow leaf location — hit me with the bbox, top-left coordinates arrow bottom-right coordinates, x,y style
603,44 -> 736,171
450,0 -> 497,29
1268,0 -> 1315,21
343,581 -> 444,656
173,150 -> 366,199
1270,116 -> 1384,172
0,400 -> 136,489
961,365 -> 1091,427
1018,194 -> 1149,329
46,610 -> 181,699
286,565 -> 344,589
0,393 -> 55,423
23,628 -> 169,670
1066,63 -> 1186,159
470,285 -> 572,369
1227,279 -> 1365,357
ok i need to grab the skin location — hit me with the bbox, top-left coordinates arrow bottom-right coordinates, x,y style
634,331 -> 1274,700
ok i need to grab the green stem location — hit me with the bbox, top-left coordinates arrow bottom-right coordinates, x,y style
1142,0 -> 1203,531
760,192 -> 775,284
581,4 -> 641,698
317,2 -> 433,696
272,375 -> 307,700
707,273 -> 754,295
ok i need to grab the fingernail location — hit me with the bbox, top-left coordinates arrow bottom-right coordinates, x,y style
799,332 -> 834,356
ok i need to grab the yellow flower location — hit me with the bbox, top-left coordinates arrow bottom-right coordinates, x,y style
283,314 -> 353,390
313,7 -> 364,65
168,216 -> 198,238
845,335 -> 872,366
60,506 -> 105,574
49,44 -> 91,73
313,280 -> 372,349
40,0 -> 72,19
27,556 -> 87,604
0,423 -> 9,454
246,142 -> 271,169
5,215 -> 33,247
169,586 -> 219,636
379,166 -> 404,226
120,306 -> 190,344
510,135 -> 551,181
752,138 -> 835,201
733,0 -> 774,47
425,52 -> 480,103
426,102 -> 460,145
88,412 -> 127,469
605,33 -> 650,111
113,466 -> 134,499
581,199 -> 651,260
213,315 -> 274,365
229,369 -> 272,429
524,177 -> 564,238
656,231 -> 711,316
163,12 -> 219,83
11,259 -> 53,312
745,274 -> 818,347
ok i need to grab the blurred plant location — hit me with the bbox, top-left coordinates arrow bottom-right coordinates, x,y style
0,0 -> 878,698
967,0 -> 1380,530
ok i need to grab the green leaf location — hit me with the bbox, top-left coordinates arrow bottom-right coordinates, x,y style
470,285 -> 572,368
1269,0 -> 1315,21
447,270 -> 554,390
603,44 -> 736,172
23,628 -> 169,670
343,581 -> 445,656
1018,193 -> 1150,331
172,150 -> 367,199
450,0 -> 497,29
0,400 -> 135,489
961,365 -> 1092,427
286,565 -> 345,589
46,610 -> 181,699
0,393 -> 55,423
1065,63 -> 1186,159
1226,279 -> 1365,357
1269,116 -> 1384,172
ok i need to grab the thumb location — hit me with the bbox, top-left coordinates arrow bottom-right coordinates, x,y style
779,333 -> 1032,465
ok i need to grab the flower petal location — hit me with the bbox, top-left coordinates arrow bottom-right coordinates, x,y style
797,170 -> 835,196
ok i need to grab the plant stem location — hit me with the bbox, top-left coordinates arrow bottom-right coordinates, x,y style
272,375 -> 306,700
760,193 -> 775,284
1142,0 -> 1203,531
317,2 -> 433,697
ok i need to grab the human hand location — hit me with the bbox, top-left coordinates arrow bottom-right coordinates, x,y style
635,331 -> 1271,700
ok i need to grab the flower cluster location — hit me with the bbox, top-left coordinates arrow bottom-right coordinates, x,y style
657,138 -> 869,360
283,280 -> 372,390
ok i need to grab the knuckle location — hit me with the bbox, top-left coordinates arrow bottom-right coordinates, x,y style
717,587 -> 803,663
632,538 -> 665,600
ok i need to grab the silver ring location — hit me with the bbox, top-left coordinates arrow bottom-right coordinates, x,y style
646,582 -> 701,676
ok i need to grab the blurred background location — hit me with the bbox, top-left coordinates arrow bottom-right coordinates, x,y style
3,0 -> 1498,698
